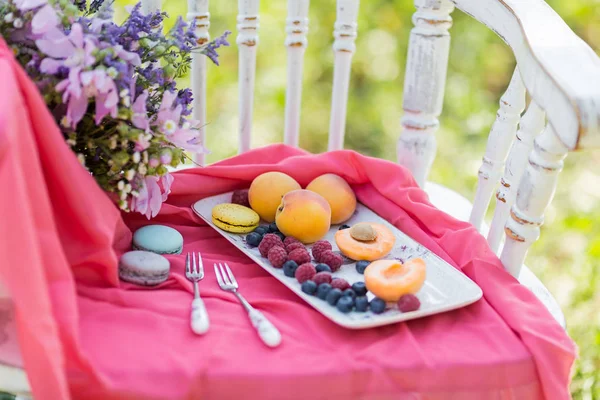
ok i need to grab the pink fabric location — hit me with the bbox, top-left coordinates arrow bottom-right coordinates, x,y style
0,39 -> 576,400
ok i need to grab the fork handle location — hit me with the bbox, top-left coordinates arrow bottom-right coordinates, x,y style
248,309 -> 281,348
191,298 -> 210,335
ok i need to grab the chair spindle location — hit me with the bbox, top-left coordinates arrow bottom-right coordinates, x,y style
187,0 -> 210,166
237,0 -> 260,153
469,68 -> 526,231
487,101 -> 545,253
397,0 -> 454,187
327,0 -> 360,151
283,0 -> 310,147
500,124 -> 568,277
141,0 -> 161,14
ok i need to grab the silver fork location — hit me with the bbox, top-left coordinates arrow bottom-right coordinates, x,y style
214,263 -> 281,348
185,252 -> 210,334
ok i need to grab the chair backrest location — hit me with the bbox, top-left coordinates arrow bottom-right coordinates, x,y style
143,0 -> 600,278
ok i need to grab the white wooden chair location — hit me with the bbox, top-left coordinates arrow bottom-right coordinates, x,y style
1,0 -> 599,397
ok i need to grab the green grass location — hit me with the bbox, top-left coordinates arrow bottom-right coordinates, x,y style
117,0 -> 600,396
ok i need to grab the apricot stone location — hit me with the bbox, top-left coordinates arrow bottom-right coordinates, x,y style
364,258 -> 426,302
248,172 -> 301,222
335,222 -> 395,261
306,174 -> 356,224
275,189 -> 331,244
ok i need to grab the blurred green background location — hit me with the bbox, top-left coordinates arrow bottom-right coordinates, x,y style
115,0 -> 599,396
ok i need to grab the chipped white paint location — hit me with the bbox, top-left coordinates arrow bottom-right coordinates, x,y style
397,0 -> 454,187
237,0 -> 260,153
327,0 -> 360,151
469,68 -> 526,231
188,0 -> 210,165
283,0 -> 310,147
501,124 -> 568,277
487,101 -> 545,253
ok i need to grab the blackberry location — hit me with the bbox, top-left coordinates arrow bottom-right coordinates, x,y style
326,288 -> 343,306
316,283 -> 332,300
246,232 -> 263,247
301,280 -> 317,295
355,296 -> 369,312
283,260 -> 299,277
315,263 -> 332,273
351,282 -> 367,296
355,260 -> 370,274
336,296 -> 354,313
370,298 -> 386,314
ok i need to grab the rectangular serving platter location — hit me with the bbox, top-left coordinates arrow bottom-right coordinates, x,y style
192,192 -> 483,329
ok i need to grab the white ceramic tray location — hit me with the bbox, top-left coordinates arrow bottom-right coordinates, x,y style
192,192 -> 483,329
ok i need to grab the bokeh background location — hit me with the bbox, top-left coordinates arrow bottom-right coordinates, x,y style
115,0 -> 599,396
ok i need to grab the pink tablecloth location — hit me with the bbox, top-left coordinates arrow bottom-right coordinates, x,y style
0,39 -> 576,400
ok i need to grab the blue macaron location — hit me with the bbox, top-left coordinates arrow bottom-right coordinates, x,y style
132,225 -> 183,255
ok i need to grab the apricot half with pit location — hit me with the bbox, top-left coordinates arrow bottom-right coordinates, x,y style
364,258 -> 426,302
334,222 -> 395,261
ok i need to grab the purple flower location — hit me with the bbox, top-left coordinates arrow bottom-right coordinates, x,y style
131,90 -> 149,132
37,23 -> 96,74
174,88 -> 193,116
131,174 -> 173,219
31,4 -> 59,35
13,0 -> 47,12
79,69 -> 119,123
201,31 -> 231,66
55,68 -> 87,127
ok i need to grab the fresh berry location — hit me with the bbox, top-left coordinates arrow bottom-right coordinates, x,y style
326,288 -> 343,306
370,297 -> 386,314
258,233 -> 284,257
274,232 -> 286,241
342,289 -> 356,299
338,224 -> 351,230
397,294 -> 421,312
288,248 -> 311,265
283,260 -> 299,277
268,246 -> 288,268
231,189 -> 250,207
319,250 -> 343,272
301,280 -> 317,295
295,263 -> 316,284
313,272 -> 332,285
336,296 -> 354,313
286,242 -> 305,253
284,237 -> 301,246
311,240 -> 333,262
254,226 -> 269,236
351,282 -> 367,296
246,232 -> 263,247
331,278 -> 351,291
355,260 -> 370,274
316,283 -> 332,300
315,263 -> 332,273
268,222 -> 279,233
355,296 -> 369,312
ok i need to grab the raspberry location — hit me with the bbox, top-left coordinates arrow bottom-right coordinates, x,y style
288,248 -> 311,265
286,242 -> 305,253
311,240 -> 332,262
231,189 -> 250,207
331,278 -> 351,291
258,233 -> 284,257
313,272 -> 332,285
319,250 -> 343,271
397,294 -> 421,312
267,246 -> 288,268
284,236 -> 301,247
295,263 -> 316,283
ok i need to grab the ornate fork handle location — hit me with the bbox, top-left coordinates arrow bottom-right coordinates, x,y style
234,292 -> 281,347
190,281 -> 210,334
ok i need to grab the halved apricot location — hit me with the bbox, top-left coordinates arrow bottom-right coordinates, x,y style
334,222 -> 395,261
364,258 -> 426,302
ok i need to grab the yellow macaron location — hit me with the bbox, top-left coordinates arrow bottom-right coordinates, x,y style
212,203 -> 260,233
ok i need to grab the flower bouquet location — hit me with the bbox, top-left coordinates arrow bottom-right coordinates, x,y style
0,0 -> 230,218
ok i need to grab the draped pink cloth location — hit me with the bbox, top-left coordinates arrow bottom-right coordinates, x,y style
0,39 -> 576,400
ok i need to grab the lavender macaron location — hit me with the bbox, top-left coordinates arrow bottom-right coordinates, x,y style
119,251 -> 170,286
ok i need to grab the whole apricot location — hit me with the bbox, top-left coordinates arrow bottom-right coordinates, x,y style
275,190 -> 332,244
306,174 -> 356,224
248,172 -> 301,222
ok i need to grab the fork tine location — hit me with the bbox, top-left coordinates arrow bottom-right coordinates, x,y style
219,263 -> 231,285
196,252 -> 204,275
192,252 -> 198,274
224,263 -> 237,286
214,263 -> 225,287
185,253 -> 191,275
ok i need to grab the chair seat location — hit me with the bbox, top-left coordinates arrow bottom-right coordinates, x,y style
423,181 -> 566,328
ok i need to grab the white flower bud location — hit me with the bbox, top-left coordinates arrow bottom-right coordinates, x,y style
4,13 -> 14,23
125,184 -> 132,193
13,18 -> 23,29
66,139 -> 76,146
122,95 -> 130,107
107,67 -> 118,79
120,191 -> 128,200
77,153 -> 85,166
117,180 -> 125,190
138,164 -> 147,175
125,169 -> 135,181
142,151 -> 149,164
132,152 -> 141,163
60,116 -> 70,128
109,136 -> 117,150
131,190 -> 139,198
